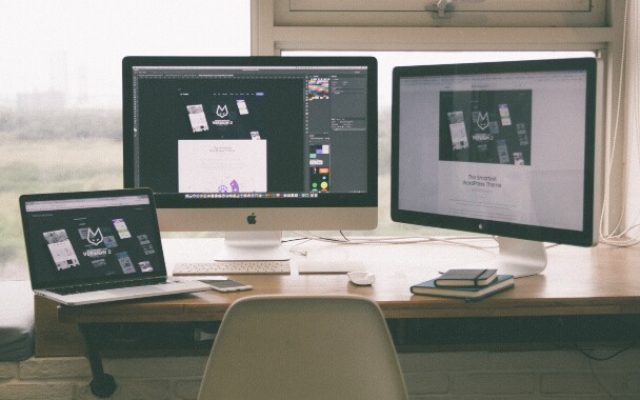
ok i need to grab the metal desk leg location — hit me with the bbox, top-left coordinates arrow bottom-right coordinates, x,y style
79,324 -> 117,398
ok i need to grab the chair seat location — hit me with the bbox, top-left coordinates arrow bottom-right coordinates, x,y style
0,280 -> 34,361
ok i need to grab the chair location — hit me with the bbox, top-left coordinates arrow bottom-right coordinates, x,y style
197,295 -> 408,400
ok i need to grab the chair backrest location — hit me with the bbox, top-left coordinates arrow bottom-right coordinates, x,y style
198,294 -> 408,400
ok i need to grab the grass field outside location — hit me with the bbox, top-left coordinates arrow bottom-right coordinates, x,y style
0,137 -> 122,279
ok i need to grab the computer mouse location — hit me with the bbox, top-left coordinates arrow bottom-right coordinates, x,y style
347,271 -> 376,286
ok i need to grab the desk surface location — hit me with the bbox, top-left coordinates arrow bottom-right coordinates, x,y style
58,238 -> 640,323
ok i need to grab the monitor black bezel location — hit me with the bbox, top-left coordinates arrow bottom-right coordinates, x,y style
391,57 -> 597,246
122,56 -> 378,209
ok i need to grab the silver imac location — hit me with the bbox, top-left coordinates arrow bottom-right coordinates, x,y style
123,56 -> 378,261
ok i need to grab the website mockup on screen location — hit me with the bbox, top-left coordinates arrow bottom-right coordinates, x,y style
397,69 -> 589,231
178,140 -> 267,193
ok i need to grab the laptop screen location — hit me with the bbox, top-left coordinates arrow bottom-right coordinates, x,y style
20,189 -> 166,289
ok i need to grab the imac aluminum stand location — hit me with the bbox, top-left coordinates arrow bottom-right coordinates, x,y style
215,231 -> 291,262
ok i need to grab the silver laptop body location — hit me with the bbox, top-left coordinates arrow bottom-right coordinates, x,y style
20,188 -> 210,306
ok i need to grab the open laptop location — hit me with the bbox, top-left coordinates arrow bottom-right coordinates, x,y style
20,188 -> 211,306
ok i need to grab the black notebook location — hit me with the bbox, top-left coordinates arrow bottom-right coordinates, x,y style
411,274 -> 514,300
434,268 -> 498,287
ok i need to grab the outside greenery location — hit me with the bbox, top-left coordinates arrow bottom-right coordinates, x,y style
0,108 -> 122,279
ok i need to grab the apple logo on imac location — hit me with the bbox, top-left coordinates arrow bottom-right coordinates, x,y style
246,213 -> 257,225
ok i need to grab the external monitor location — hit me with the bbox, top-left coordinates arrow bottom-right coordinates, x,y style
391,58 -> 597,277
123,56 -> 377,261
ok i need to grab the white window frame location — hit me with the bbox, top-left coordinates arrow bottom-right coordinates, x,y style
250,0 -> 628,237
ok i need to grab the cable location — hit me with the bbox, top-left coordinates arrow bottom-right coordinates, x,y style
599,0 -> 628,243
557,315 -> 640,362
587,359 -> 615,400
576,340 -> 638,361
287,231 -> 503,258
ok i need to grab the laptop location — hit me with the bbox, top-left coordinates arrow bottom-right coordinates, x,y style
19,188 -> 211,306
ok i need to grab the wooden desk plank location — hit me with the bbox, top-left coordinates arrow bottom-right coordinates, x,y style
34,296 -> 85,357
58,243 -> 640,323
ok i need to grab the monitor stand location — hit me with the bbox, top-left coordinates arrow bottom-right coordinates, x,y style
214,231 -> 291,262
494,236 -> 547,278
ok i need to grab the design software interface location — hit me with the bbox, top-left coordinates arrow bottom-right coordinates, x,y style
129,65 -> 370,199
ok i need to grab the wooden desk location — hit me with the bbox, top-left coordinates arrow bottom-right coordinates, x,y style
49,239 -> 640,398
58,240 -> 640,324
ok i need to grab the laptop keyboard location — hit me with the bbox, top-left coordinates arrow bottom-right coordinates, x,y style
50,278 -> 168,295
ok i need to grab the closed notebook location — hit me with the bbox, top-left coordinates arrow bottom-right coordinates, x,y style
434,268 -> 497,287
411,274 -> 514,300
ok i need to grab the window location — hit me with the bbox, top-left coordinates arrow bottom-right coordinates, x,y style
255,0 -> 628,242
274,0 -> 606,27
0,0 -> 251,279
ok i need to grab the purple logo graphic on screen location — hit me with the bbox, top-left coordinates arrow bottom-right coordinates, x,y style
217,179 -> 240,193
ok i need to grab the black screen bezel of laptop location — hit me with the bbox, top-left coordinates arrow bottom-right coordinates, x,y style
20,188 -> 167,290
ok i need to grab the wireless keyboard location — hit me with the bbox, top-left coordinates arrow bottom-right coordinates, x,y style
172,260 -> 290,275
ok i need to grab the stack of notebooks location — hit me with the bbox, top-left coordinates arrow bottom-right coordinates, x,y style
410,268 -> 514,300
